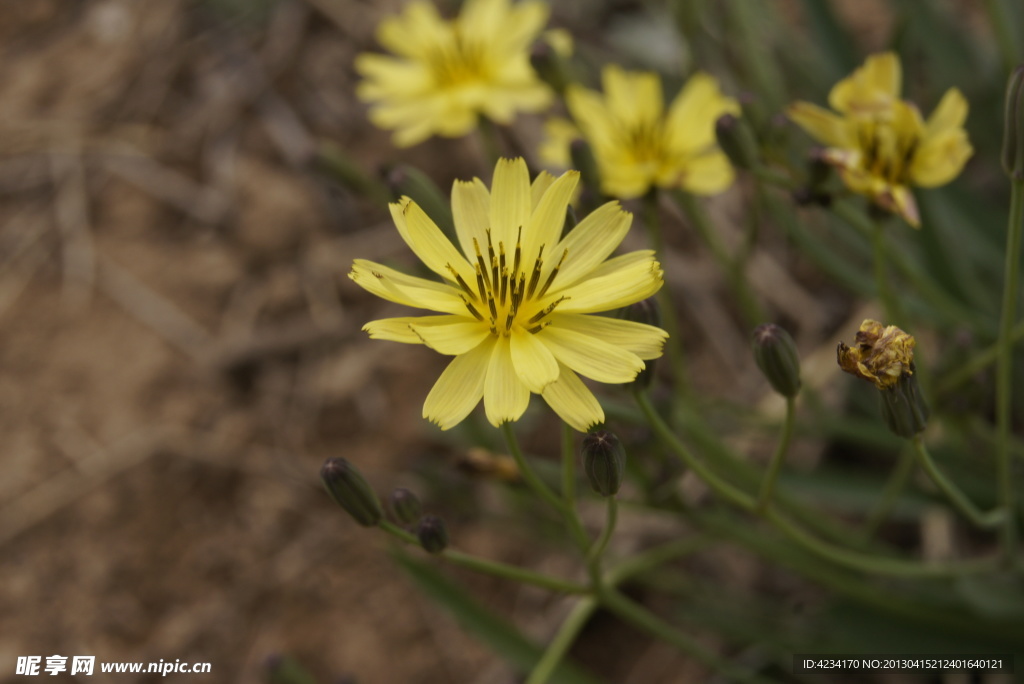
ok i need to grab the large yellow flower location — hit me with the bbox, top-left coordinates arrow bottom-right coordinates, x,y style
788,52 -> 972,227
540,65 -> 740,199
355,0 -> 554,147
350,158 -> 668,431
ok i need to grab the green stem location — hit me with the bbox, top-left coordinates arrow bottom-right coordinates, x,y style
757,396 -> 795,512
911,436 -> 1004,529
861,443 -> 916,540
524,597 -> 598,684
676,191 -> 764,327
598,588 -> 772,684
587,497 -> 618,564
635,390 -> 757,511
607,536 -> 714,583
379,521 -> 590,594
642,189 -> 690,397
561,422 -> 576,513
996,178 -> 1024,564
934,318 -> 1024,395
870,215 -> 904,325
477,115 -> 503,167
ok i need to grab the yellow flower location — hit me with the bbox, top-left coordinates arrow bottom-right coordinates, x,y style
540,65 -> 740,199
788,52 -> 972,227
356,0 -> 554,147
836,319 -> 916,390
350,158 -> 668,431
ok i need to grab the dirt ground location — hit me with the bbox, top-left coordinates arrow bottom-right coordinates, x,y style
0,1 -> 908,683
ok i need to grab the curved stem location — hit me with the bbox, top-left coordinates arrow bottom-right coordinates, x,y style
757,396 -> 795,512
911,436 -> 1004,529
995,178 -> 1024,564
524,597 -> 598,684
379,521 -> 589,594
501,423 -> 591,551
870,216 -> 904,325
587,497 -> 619,564
861,443 -> 916,540
598,588 -> 773,684
561,422 -> 576,513
476,115 -> 503,167
635,390 -> 756,510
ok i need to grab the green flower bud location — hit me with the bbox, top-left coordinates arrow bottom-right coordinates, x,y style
388,488 -> 423,526
320,458 -> 383,527
1003,65 -> 1024,180
715,113 -> 759,171
416,515 -> 449,554
384,164 -> 456,240
582,430 -> 626,497
878,364 -> 929,438
570,137 -> 602,201
529,41 -> 570,96
752,324 -> 802,397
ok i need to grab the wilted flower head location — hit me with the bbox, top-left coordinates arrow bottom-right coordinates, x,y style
350,158 -> 668,431
836,319 -> 915,390
356,0 -> 554,147
787,52 -> 972,227
540,65 -> 740,199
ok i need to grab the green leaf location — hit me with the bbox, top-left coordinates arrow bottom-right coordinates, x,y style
393,552 -> 605,684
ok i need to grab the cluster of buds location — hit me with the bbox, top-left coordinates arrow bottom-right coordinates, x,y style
320,458 -> 448,554
837,319 -> 929,437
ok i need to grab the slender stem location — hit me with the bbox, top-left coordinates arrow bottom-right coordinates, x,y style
676,191 -> 764,327
935,318 -> 1024,395
996,178 -> 1024,564
524,597 -> 598,684
598,588 -> 772,684
870,216 -> 904,325
587,497 -> 619,564
861,443 -> 916,540
983,0 -> 1022,73
501,422 -> 591,551
501,422 -> 565,513
635,390 -> 757,510
764,508 -> 997,577
911,436 -> 1004,529
642,189 -> 690,397
379,521 -> 590,594
757,396 -> 795,512
561,422 -> 576,512
476,115 -> 503,167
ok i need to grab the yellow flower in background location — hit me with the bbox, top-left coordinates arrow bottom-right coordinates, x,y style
350,158 -> 668,431
356,0 -> 554,147
540,65 -> 740,199
836,319 -> 916,390
788,52 -> 972,227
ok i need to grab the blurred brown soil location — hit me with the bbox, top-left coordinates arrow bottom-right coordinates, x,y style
0,1 -> 863,683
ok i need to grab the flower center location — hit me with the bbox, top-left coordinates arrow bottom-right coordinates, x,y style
855,118 -> 919,184
448,228 -> 568,337
622,120 -> 668,167
428,30 -> 490,89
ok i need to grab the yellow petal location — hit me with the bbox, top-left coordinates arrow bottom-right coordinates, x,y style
530,169 -> 558,210
522,170 -> 580,268
678,150 -> 735,195
603,65 -> 663,129
925,88 -> 968,137
484,336 -> 531,426
349,259 -> 466,314
548,201 -> 632,289
541,364 -> 604,431
538,117 -> 580,169
548,313 -> 667,360
911,129 -> 973,188
377,1 -> 448,60
787,101 -> 853,148
828,51 -> 901,115
554,251 -> 663,313
665,72 -> 739,154
410,318 -> 491,354
490,158 -> 532,250
510,325 -> 560,392
535,325 -> 645,383
423,337 -> 494,429
451,178 -> 491,260
392,199 -> 474,283
364,315 -> 468,344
